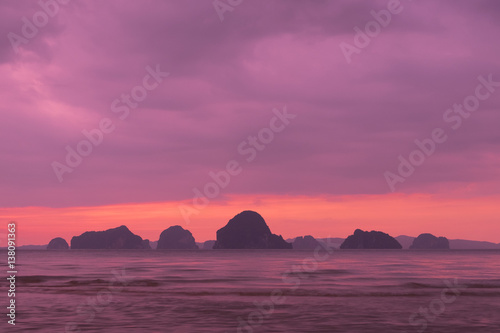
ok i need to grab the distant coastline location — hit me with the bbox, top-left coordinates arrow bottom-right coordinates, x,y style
5,237 -> 500,251
5,210 -> 500,251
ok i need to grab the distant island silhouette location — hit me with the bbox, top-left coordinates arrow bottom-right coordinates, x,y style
410,233 -> 449,249
213,210 -> 292,250
2,210 -> 498,250
213,211 -> 292,249
157,226 -> 198,249
340,229 -> 402,249
292,235 -> 322,250
71,225 -> 150,249
47,237 -> 69,250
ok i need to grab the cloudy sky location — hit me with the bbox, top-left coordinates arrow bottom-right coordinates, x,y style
1,0 -> 499,245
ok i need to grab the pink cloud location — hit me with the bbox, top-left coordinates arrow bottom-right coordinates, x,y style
0,0 -> 499,217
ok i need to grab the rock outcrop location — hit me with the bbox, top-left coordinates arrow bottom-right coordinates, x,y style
47,237 -> 69,250
157,226 -> 198,249
340,229 -> 402,249
71,226 -> 149,249
293,235 -> 321,250
410,233 -> 449,249
213,211 -> 292,249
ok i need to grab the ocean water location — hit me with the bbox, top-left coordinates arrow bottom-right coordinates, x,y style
2,249 -> 500,332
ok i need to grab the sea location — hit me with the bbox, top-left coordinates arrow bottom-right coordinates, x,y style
2,249 -> 500,332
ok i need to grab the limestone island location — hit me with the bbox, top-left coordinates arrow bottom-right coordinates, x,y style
71,225 -> 150,249
47,237 -> 69,250
340,229 -> 402,249
410,233 -> 449,249
213,210 -> 292,249
157,225 -> 199,249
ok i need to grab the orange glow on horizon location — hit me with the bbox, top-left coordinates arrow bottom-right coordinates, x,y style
2,193 -> 500,246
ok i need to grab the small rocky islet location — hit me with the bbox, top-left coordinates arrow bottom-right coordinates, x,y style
410,233 -> 450,249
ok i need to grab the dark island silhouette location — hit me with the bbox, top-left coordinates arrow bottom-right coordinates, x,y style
340,229 -> 402,249
395,235 -> 500,250
71,225 -> 150,249
157,225 -> 198,249
292,235 -> 321,250
47,237 -> 69,250
213,210 -> 292,249
15,209 -> 496,251
410,233 -> 449,249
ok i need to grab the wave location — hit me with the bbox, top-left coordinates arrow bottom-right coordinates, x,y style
165,289 -> 500,298
401,281 -> 500,289
12,274 -> 500,299
17,275 -> 75,283
286,269 -> 352,277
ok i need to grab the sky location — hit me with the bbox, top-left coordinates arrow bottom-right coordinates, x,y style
1,0 -> 499,245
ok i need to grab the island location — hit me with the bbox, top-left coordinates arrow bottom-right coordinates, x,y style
213,210 -> 292,249
340,229 -> 402,249
410,233 -> 449,249
157,226 -> 199,249
47,237 -> 69,250
292,235 -> 322,250
71,225 -> 150,249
